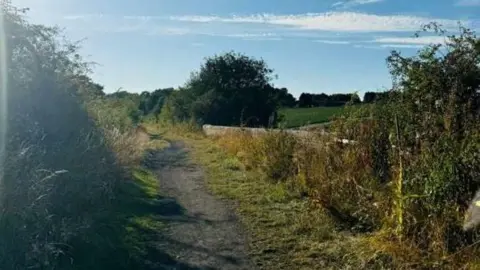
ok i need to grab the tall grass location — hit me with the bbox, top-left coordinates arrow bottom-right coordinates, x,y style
87,97 -> 150,167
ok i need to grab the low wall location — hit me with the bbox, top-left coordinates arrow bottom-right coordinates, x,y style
202,124 -> 355,145
202,124 -> 321,137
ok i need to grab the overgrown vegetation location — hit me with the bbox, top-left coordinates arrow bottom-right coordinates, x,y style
0,2 -> 170,269
3,0 -> 479,268
156,24 -> 480,269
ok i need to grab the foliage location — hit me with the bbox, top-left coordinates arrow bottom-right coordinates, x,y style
160,51 -> 281,127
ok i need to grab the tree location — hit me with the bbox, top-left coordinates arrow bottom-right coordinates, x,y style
161,51 -> 280,127
272,87 -> 296,107
298,93 -> 314,107
349,93 -> 361,104
363,91 -> 389,103
298,92 -> 359,107
138,88 -> 174,116
363,92 -> 377,103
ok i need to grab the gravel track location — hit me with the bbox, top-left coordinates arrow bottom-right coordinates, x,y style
145,140 -> 255,270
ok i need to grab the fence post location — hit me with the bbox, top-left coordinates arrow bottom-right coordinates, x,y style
394,113 -> 404,241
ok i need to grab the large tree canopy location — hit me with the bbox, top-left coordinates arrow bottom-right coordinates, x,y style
161,51 -> 280,127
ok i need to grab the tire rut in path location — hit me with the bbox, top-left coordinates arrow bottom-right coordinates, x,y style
146,140 -> 255,270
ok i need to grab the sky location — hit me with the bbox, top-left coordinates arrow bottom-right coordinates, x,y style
10,0 -> 480,97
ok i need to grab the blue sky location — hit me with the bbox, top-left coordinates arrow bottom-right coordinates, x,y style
12,0 -> 480,97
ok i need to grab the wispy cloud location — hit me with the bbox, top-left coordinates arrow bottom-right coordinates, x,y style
169,12 -> 467,32
314,39 -> 351,44
373,36 -> 447,45
223,32 -> 277,38
379,44 -> 424,48
455,0 -> 480,6
332,0 -> 384,9
353,44 -> 384,50
63,14 -> 105,20
353,43 -> 422,50
60,12 -> 475,47
146,27 -> 191,36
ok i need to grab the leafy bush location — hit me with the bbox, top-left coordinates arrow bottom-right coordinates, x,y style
160,52 -> 282,127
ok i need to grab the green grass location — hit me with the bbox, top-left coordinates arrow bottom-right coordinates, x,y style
278,106 -> 345,128
153,126 -> 385,270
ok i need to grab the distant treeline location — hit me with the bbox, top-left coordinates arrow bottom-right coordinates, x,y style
106,87 -> 388,118
297,91 -> 389,107
100,51 -> 388,127
297,92 -> 359,107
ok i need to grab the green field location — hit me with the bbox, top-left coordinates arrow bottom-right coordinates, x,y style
278,106 -> 345,128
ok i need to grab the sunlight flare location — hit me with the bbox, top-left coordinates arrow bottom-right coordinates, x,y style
0,7 -> 8,180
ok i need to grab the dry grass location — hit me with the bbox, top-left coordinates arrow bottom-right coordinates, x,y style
102,127 -> 150,166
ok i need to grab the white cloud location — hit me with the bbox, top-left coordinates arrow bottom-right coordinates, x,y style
169,12 -> 466,32
147,27 -> 191,36
63,14 -> 105,20
224,33 -> 277,38
58,12 -> 475,47
314,39 -> 351,44
332,0 -> 384,9
456,0 -> 480,6
204,32 -> 283,40
353,44 -> 384,49
379,44 -> 424,48
354,43 -> 423,50
373,36 -> 446,45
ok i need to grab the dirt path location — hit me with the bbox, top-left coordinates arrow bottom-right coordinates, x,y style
145,140 -> 255,270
